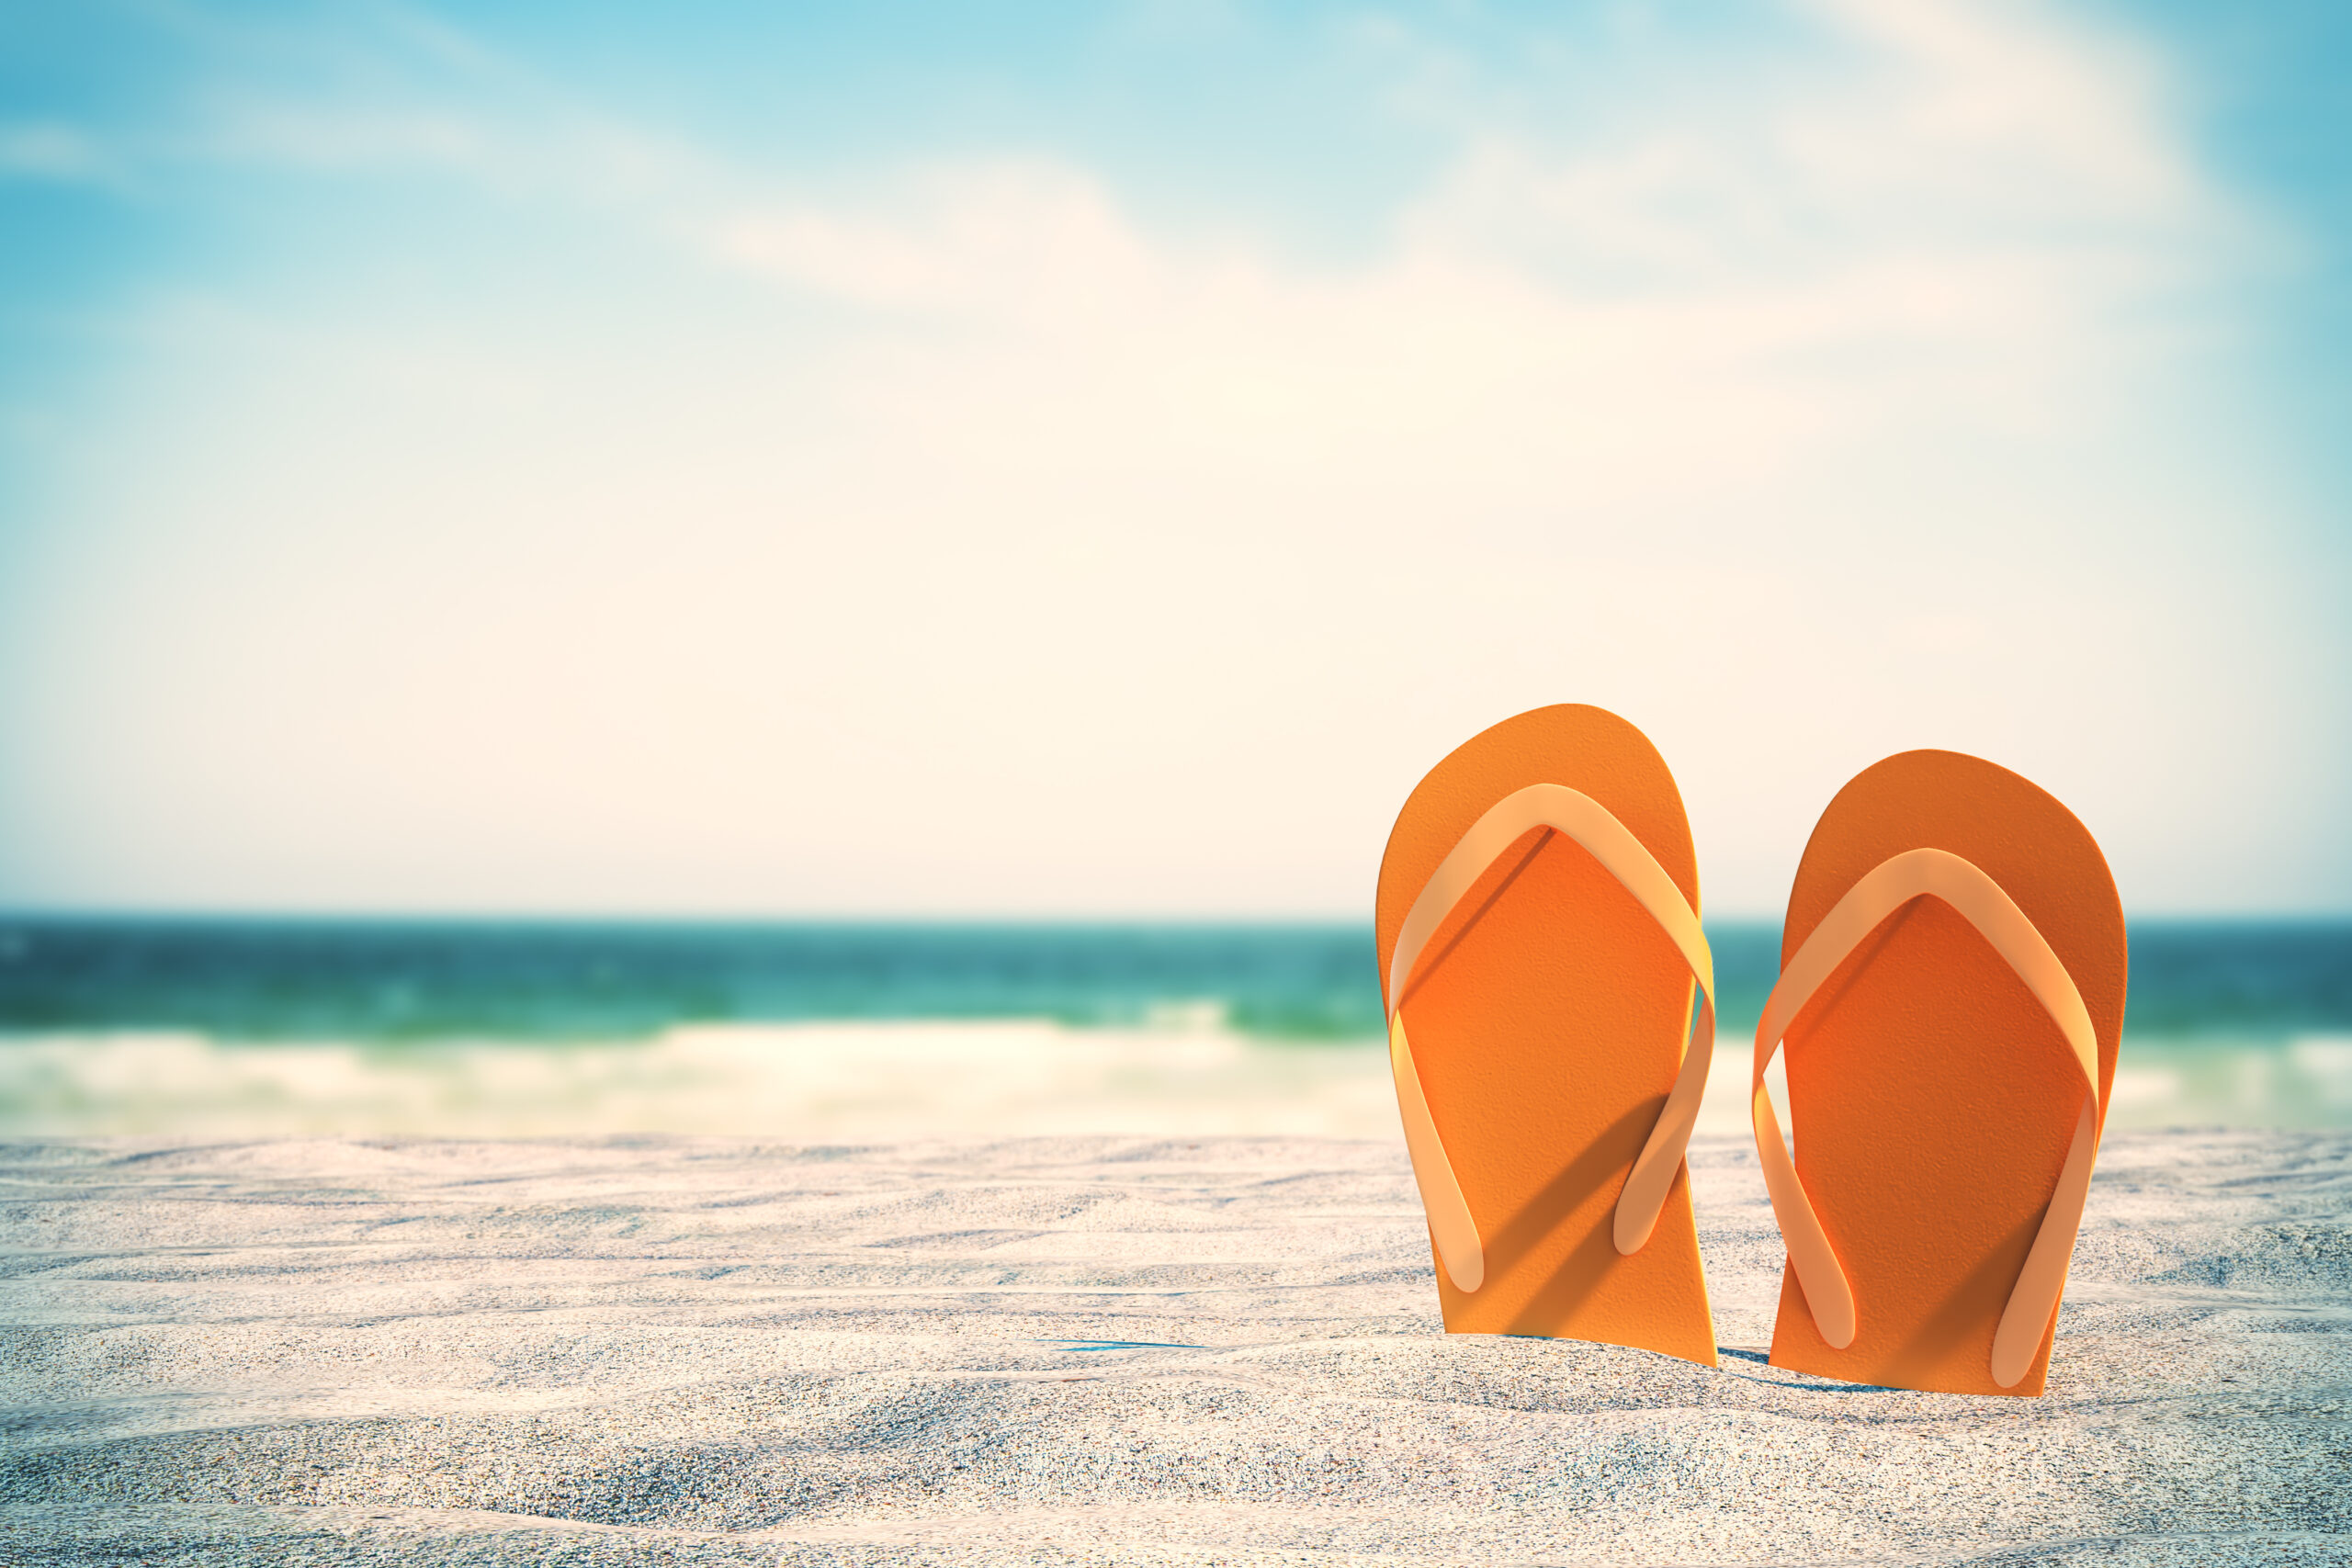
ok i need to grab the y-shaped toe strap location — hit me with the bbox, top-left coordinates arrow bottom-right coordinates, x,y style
1751,848 -> 2103,1387
1387,784 -> 1715,1293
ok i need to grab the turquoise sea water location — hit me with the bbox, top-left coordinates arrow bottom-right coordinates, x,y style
0,917 -> 2346,1127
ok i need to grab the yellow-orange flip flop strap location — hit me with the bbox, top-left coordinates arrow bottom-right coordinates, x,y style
1387,1011 -> 1485,1292
1387,783 -> 1716,1292
1752,847 -> 2102,1385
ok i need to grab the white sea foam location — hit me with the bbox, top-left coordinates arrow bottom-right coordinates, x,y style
2290,1036 -> 2352,1105
5,1021 -> 2346,1143
0,1022 -> 1399,1142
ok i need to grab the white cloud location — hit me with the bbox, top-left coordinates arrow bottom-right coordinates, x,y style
714,163 -> 1165,316
0,123 -> 115,184
6,0 -> 2339,915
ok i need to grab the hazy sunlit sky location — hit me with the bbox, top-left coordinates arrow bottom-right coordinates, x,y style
2,1 -> 2346,918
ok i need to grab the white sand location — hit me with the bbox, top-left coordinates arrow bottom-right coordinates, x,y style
2,1126 -> 2346,1565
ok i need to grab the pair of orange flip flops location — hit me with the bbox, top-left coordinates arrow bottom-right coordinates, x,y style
1375,705 -> 2126,1396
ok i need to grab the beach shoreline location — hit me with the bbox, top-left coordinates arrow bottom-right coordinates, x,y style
3,1128 -> 2345,1564
6,1021 -> 2349,1145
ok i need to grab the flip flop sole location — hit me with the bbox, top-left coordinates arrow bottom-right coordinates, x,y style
1376,705 -> 1717,1365
1767,750 -> 2126,1396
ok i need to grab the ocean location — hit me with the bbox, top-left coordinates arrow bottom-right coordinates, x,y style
1,917 -> 2346,1135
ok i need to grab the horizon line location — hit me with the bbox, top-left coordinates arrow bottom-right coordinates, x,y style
4,907 -> 2349,927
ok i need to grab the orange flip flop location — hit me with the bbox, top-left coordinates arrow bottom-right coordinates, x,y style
1375,705 -> 1717,1366
1753,750 -> 2127,1395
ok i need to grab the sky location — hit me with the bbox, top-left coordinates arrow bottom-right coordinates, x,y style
1,0 -> 2347,919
